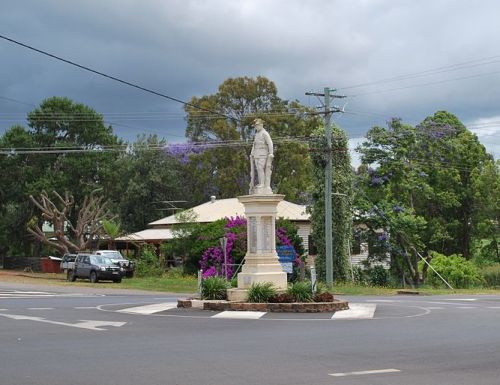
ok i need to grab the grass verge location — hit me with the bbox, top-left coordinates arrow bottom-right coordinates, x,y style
0,270 -> 198,293
3,270 -> 500,296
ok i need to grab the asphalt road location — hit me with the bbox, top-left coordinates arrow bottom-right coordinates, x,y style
1,281 -> 500,385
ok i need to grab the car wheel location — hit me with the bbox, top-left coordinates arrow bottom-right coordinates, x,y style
113,278 -> 122,283
67,270 -> 76,282
90,271 -> 98,283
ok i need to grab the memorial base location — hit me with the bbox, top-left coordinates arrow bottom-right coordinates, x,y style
233,194 -> 288,298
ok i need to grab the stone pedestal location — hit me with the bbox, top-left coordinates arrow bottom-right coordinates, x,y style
227,194 -> 287,301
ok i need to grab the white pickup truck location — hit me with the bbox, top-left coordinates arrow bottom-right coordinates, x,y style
60,254 -> 77,272
94,250 -> 135,277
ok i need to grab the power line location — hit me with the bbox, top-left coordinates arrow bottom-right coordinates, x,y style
339,54 -> 500,91
348,69 -> 500,97
0,34 -> 236,123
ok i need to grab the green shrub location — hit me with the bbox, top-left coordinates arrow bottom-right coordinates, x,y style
201,276 -> 229,300
287,281 -> 313,302
135,246 -> 163,277
424,252 -> 484,289
368,265 -> 389,287
351,266 -> 368,286
247,282 -> 276,303
163,267 -> 184,279
482,264 -> 500,288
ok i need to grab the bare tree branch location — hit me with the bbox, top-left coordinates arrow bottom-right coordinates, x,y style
28,189 -> 114,254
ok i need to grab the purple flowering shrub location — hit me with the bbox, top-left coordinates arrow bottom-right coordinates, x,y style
200,216 -> 304,279
200,246 -> 233,279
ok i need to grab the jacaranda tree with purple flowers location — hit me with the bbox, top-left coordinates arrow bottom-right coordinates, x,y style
356,111 -> 496,287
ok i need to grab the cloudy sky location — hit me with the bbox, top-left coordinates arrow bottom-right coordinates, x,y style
1,0 -> 500,160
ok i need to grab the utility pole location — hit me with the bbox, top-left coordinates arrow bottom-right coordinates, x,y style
305,87 -> 345,286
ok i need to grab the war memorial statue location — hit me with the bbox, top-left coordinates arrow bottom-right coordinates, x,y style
249,118 -> 273,195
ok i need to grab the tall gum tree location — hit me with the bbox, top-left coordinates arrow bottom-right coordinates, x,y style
183,76 -> 321,203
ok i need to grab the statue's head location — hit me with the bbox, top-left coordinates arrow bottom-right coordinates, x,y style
252,118 -> 264,130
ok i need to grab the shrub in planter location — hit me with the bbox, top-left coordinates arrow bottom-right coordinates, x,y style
247,282 -> 276,303
201,276 -> 229,300
287,281 -> 313,302
269,293 -> 296,303
313,292 -> 334,302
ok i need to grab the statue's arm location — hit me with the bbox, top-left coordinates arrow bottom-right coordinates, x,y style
265,132 -> 274,157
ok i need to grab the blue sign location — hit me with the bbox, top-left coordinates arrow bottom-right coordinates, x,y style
277,245 -> 296,263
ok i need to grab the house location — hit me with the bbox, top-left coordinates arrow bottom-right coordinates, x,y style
116,196 -> 384,269
116,196 -> 311,252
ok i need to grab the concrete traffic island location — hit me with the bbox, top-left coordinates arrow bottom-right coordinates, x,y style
177,298 -> 349,313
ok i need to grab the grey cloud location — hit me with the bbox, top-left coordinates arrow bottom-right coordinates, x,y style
0,0 -> 499,158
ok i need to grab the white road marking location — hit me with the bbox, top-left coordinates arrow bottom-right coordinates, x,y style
444,298 -> 477,301
329,368 -> 401,377
0,308 -> 8,311
426,307 -> 444,310
211,311 -> 266,319
116,302 -> 178,315
28,308 -> 54,310
0,313 -> 126,331
331,303 -> 377,320
487,306 -> 500,309
457,306 -> 477,309
74,306 -> 97,309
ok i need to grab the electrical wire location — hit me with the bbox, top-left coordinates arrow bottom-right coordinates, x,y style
338,54 -> 500,91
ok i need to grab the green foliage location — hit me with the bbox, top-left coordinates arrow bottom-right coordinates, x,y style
201,276 -> 229,300
163,267 -> 185,279
368,265 -> 390,287
351,266 -> 368,286
135,245 -> 163,277
287,281 -> 313,302
183,76 -> 321,201
106,135 -> 185,233
481,264 -> 500,288
424,252 -> 483,288
309,125 -> 353,282
356,112 -> 496,286
247,282 -> 277,303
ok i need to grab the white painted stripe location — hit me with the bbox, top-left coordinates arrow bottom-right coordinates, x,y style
117,302 -> 177,315
445,298 -> 477,301
331,303 -> 377,320
457,306 -> 477,309
426,307 -> 444,310
74,307 -> 97,309
487,306 -> 500,309
0,308 -> 8,311
211,311 -> 266,319
28,308 -> 54,310
329,368 -> 400,377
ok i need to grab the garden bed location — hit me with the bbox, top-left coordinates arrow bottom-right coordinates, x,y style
177,298 -> 349,313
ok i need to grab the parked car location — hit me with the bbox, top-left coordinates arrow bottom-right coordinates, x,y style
95,250 -> 135,277
67,254 -> 124,283
60,253 -> 77,272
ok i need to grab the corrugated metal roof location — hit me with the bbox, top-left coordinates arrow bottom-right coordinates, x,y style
149,197 -> 309,227
116,228 -> 175,241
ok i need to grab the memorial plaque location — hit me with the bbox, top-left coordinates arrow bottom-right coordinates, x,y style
249,217 -> 257,253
